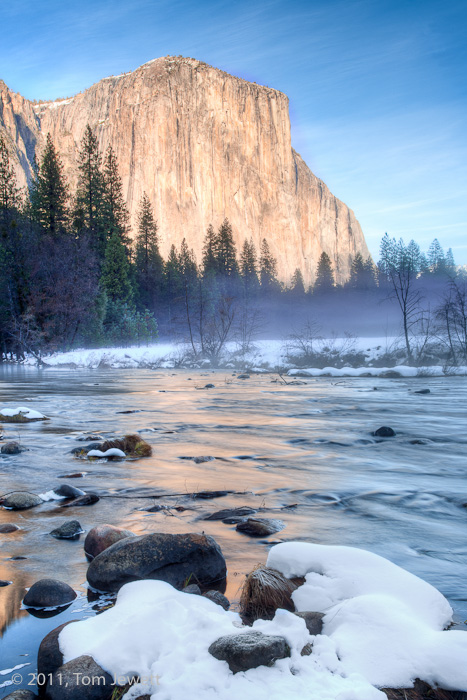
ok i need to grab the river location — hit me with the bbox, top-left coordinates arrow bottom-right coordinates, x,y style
0,368 -> 466,695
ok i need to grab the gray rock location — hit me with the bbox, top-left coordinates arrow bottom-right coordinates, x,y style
87,532 -> 227,593
53,485 -> 86,499
0,523 -> 20,533
1,441 -> 27,455
204,506 -> 257,521
23,579 -> 77,608
237,374 -> 250,379
183,583 -> 202,595
84,524 -> 135,559
1,492 -> 43,510
236,518 -> 285,537
61,493 -> 99,507
204,384 -> 215,389
301,643 -> 313,656
414,388 -> 431,394
203,590 -> 230,609
0,580 -> 12,586
209,631 -> 290,673
37,621 -> 77,686
2,691 -> 38,699
373,426 -> 396,438
193,456 -> 215,464
76,434 -> 104,441
294,611 -> 324,635
45,656 -> 113,700
50,520 -> 84,539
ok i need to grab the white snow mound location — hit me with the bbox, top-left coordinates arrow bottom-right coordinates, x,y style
87,448 -> 126,459
58,544 -> 467,699
0,406 -> 46,419
268,542 -> 467,690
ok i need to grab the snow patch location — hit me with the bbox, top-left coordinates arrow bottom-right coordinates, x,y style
0,406 -> 46,419
87,448 -> 126,459
57,544 -> 467,699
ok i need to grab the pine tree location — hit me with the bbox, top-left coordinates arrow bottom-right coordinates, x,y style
163,244 -> 183,301
240,238 -> 260,292
202,224 -> 218,276
349,253 -> 365,289
74,125 -> 105,250
30,133 -> 69,236
289,268 -> 306,296
445,248 -> 456,271
134,192 -> 163,310
215,219 -> 238,277
427,238 -> 446,275
101,231 -> 133,303
259,239 -> 280,292
0,134 -> 21,227
178,238 -> 198,287
314,252 -> 335,293
102,146 -> 131,253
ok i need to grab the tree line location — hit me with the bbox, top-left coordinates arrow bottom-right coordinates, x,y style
0,125 -> 463,363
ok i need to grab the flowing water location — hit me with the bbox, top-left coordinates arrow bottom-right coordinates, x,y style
0,367 -> 466,695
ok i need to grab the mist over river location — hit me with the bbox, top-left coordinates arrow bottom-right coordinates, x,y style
0,368 -> 466,695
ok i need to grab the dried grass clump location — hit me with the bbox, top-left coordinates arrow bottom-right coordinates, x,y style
382,680 -> 467,700
100,434 -> 152,458
240,565 -> 300,623
2,414 -> 33,423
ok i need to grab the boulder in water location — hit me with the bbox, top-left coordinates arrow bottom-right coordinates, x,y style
1,441 -> 27,454
23,579 -> 77,608
53,484 -> 86,499
372,426 -> 396,438
61,493 -> 99,507
87,532 -> 227,592
50,520 -> 84,539
236,518 -> 285,537
0,523 -> 20,533
84,524 -> 135,559
1,491 -> 43,510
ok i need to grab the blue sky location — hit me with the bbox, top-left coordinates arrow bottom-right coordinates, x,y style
1,0 -> 466,262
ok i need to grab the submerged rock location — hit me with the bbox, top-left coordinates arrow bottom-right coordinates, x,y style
0,580 -> 12,587
0,523 -> 20,533
2,691 -> 38,699
62,493 -> 100,507
87,532 -> 227,592
1,441 -> 27,454
50,520 -> 84,539
76,434 -> 104,441
1,491 -> 43,510
45,656 -> 113,700
414,388 -> 431,394
237,374 -> 250,379
373,426 -> 396,438
209,631 -> 289,673
23,579 -> 77,608
204,506 -> 257,521
236,518 -> 285,537
84,524 -> 135,559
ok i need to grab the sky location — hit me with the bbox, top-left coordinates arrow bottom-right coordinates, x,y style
1,0 -> 466,263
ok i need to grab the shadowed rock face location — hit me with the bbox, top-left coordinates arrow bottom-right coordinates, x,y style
0,56 -> 369,284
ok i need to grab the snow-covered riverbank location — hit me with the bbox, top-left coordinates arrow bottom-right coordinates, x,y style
17,338 -> 467,377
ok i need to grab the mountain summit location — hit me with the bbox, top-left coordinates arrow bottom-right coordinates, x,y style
0,56 -> 369,283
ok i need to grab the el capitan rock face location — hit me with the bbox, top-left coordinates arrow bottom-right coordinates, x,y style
0,56 -> 369,284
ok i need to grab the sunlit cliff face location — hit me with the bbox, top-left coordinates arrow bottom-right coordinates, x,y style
0,56 -> 369,286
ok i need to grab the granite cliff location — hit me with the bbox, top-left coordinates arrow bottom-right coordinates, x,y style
0,56 -> 369,284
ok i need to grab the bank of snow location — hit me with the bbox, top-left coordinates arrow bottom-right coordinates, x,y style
58,543 -> 467,700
